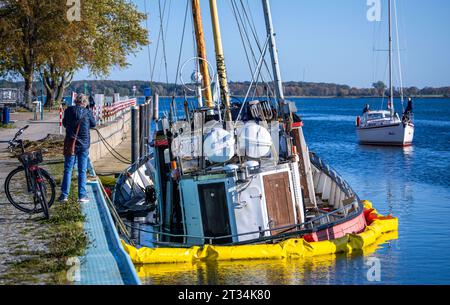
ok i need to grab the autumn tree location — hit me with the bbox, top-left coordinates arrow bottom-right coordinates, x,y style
372,81 -> 387,97
0,1 -> 60,106
0,0 -> 149,107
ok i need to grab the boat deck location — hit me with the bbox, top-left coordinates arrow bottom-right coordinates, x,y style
76,180 -> 140,285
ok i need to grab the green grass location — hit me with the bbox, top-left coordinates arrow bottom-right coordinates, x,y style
0,123 -> 15,129
99,175 -> 116,187
2,163 -> 88,284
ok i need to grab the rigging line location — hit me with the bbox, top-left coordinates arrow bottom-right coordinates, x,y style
229,0 -> 254,77
380,55 -> 390,111
143,0 -> 153,87
228,1 -> 253,88
150,20 -> 162,83
231,0 -> 266,97
233,0 -> 266,84
394,0 -> 405,110
234,36 -> 270,126
240,0 -> 275,90
150,0 -> 168,83
173,0 -> 190,90
238,0 -> 274,97
158,0 -> 170,84
371,15 -> 377,85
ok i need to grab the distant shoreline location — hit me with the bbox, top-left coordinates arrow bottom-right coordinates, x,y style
2,79 -> 449,99
155,95 -> 450,99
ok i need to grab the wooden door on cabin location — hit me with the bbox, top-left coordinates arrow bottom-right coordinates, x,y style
263,172 -> 295,235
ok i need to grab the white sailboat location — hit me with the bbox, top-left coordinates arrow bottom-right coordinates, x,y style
356,0 -> 414,146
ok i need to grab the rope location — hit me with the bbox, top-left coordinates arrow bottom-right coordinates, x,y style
97,178 -> 135,246
230,0 -> 273,101
150,0 -> 168,83
143,0 -> 153,86
394,0 -> 405,111
239,0 -> 275,93
234,36 -> 270,126
158,0 -> 170,84
172,0 -> 190,95
94,128 -> 131,164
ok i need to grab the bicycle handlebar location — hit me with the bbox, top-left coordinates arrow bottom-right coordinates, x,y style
8,125 -> 29,151
12,125 -> 29,141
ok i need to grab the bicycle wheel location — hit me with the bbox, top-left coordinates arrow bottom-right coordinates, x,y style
4,166 -> 56,214
36,182 -> 50,219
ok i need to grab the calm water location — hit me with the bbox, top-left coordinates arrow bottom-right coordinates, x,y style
140,97 -> 450,285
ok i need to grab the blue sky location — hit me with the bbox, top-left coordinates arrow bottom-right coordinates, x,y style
75,0 -> 450,88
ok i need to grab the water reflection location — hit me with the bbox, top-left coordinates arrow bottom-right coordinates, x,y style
138,231 -> 398,285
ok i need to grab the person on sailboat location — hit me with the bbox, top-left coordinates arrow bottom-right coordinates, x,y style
363,104 -> 370,114
402,97 -> 413,124
405,98 -> 413,113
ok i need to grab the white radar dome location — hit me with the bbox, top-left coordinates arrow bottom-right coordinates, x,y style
237,123 -> 272,159
203,128 -> 235,163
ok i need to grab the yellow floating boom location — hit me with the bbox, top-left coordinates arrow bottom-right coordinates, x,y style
122,201 -> 398,265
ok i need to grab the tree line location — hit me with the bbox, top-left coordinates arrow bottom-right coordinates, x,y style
2,79 -> 448,99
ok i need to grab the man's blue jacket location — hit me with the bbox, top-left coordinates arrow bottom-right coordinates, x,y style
63,106 -> 96,153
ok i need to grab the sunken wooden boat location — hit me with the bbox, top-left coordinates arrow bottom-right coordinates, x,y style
112,0 -> 397,262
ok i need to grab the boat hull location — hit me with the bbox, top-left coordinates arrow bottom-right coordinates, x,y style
309,209 -> 367,242
357,123 -> 414,146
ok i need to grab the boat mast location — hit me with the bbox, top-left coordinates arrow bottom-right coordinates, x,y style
262,0 -> 285,104
388,0 -> 394,115
262,0 -> 317,208
191,0 -> 214,108
209,0 -> 232,122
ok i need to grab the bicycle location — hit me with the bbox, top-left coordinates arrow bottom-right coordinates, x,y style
4,125 -> 56,219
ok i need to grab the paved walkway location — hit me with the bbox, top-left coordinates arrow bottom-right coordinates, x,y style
0,111 -> 63,284
0,111 -> 63,151
77,180 -> 140,285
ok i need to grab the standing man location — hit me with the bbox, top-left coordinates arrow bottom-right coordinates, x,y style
59,94 -> 96,203
363,104 -> 370,114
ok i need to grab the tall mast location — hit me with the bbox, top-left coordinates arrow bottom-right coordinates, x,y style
388,0 -> 394,114
262,0 -> 284,102
262,0 -> 316,208
209,0 -> 232,121
191,0 -> 214,108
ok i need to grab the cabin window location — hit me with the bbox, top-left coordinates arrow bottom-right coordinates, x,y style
367,113 -> 384,120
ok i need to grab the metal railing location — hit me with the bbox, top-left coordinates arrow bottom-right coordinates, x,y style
309,151 -> 359,200
93,98 -> 136,126
125,199 -> 363,247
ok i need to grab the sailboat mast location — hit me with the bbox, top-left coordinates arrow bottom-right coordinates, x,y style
209,0 -> 232,121
191,0 -> 214,108
262,0 -> 285,103
388,0 -> 394,114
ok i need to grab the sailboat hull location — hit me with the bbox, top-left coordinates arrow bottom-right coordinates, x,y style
357,123 -> 414,146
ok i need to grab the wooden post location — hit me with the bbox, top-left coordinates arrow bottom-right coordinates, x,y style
191,0 -> 213,108
209,0 -> 231,121
153,93 -> 159,121
131,106 -> 139,165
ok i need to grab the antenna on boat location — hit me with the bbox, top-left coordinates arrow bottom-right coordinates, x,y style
191,0 -> 214,109
209,0 -> 232,122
